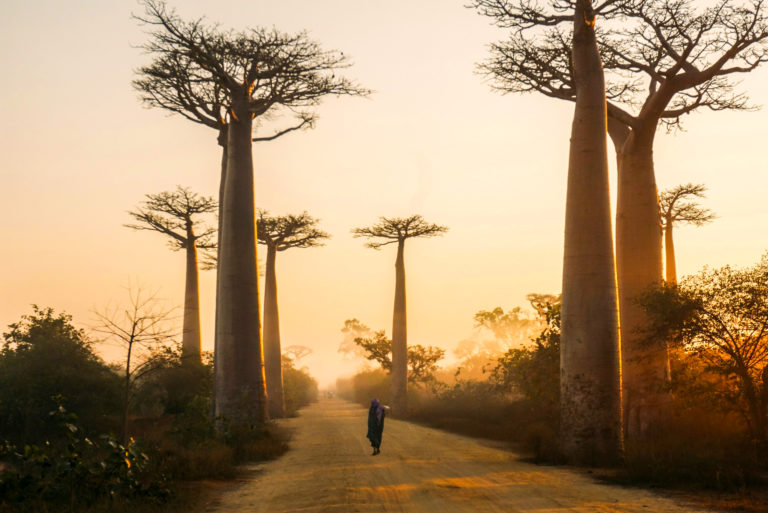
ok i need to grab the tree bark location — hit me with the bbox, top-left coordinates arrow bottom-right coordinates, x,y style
213,106 -> 268,425
560,0 -> 623,464
615,130 -> 668,440
263,244 -> 284,418
122,338 -> 134,444
181,231 -> 202,364
664,217 -> 676,284
211,125 -> 228,417
391,239 -> 407,416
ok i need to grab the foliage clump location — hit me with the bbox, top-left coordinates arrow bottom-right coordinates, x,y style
628,254 -> 768,486
489,301 -> 561,408
282,355 -> 319,417
0,403 -> 171,511
353,331 -> 445,387
0,306 -> 310,511
0,306 -> 122,445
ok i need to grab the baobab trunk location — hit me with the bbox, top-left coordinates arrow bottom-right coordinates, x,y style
615,131 -> 668,440
664,218 -> 676,284
181,233 -> 202,364
211,125 -> 227,416
263,245 -> 285,418
391,240 -> 407,416
560,0 -> 623,464
213,106 -> 268,425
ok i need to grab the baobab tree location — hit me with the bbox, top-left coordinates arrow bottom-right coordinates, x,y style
473,0 -> 622,463
283,345 -> 313,362
561,0 -> 623,464
257,210 -> 329,418
472,0 -> 768,439
352,216 -> 447,416
659,183 -> 715,284
133,0 -> 368,424
125,186 -> 216,364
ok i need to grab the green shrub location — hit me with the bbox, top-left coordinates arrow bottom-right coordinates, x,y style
488,301 -> 560,408
130,350 -> 213,419
0,307 -> 122,445
0,310 -> 294,512
0,404 -> 170,511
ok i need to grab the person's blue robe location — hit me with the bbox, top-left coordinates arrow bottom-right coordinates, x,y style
367,405 -> 385,448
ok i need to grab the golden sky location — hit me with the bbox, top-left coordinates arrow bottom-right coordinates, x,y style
2,0 -> 767,386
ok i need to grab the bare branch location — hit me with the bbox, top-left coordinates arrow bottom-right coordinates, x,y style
252,112 -> 316,142
472,0 -> 768,132
91,285 -> 180,361
133,0 -> 371,134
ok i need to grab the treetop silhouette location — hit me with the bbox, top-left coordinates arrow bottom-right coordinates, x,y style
125,186 -> 217,252
125,186 -> 216,364
474,0 -> 768,133
352,215 -> 448,249
659,183 -> 716,228
659,183 -> 715,284
133,0 -> 369,140
257,210 -> 331,250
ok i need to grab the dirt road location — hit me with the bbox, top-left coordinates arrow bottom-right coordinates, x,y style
202,399 -> 712,512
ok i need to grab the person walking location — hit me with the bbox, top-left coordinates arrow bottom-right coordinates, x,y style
366,398 -> 386,455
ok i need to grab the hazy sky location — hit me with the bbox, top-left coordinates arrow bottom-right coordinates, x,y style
2,0 -> 767,387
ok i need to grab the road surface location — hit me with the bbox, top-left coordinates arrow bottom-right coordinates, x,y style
202,399 -> 712,512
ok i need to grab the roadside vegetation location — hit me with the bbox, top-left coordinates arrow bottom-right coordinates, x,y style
0,307 -> 318,512
338,256 -> 768,494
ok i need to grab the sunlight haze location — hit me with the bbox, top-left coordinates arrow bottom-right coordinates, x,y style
2,0 -> 767,387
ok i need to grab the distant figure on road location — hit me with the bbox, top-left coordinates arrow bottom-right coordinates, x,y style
367,398 -> 386,455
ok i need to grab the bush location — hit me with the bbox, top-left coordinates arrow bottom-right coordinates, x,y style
130,368 -> 289,481
122,405 -> 290,484
337,368 -> 390,407
282,356 -> 319,416
0,404 -> 171,512
0,307 -> 122,445
408,379 -> 561,462
129,349 -> 213,420
617,350 -> 765,489
489,301 -> 560,408
620,406 -> 761,489
225,423 -> 290,464
0,309 -> 295,512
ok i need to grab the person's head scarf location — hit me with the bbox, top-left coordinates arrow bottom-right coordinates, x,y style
370,398 -> 384,421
